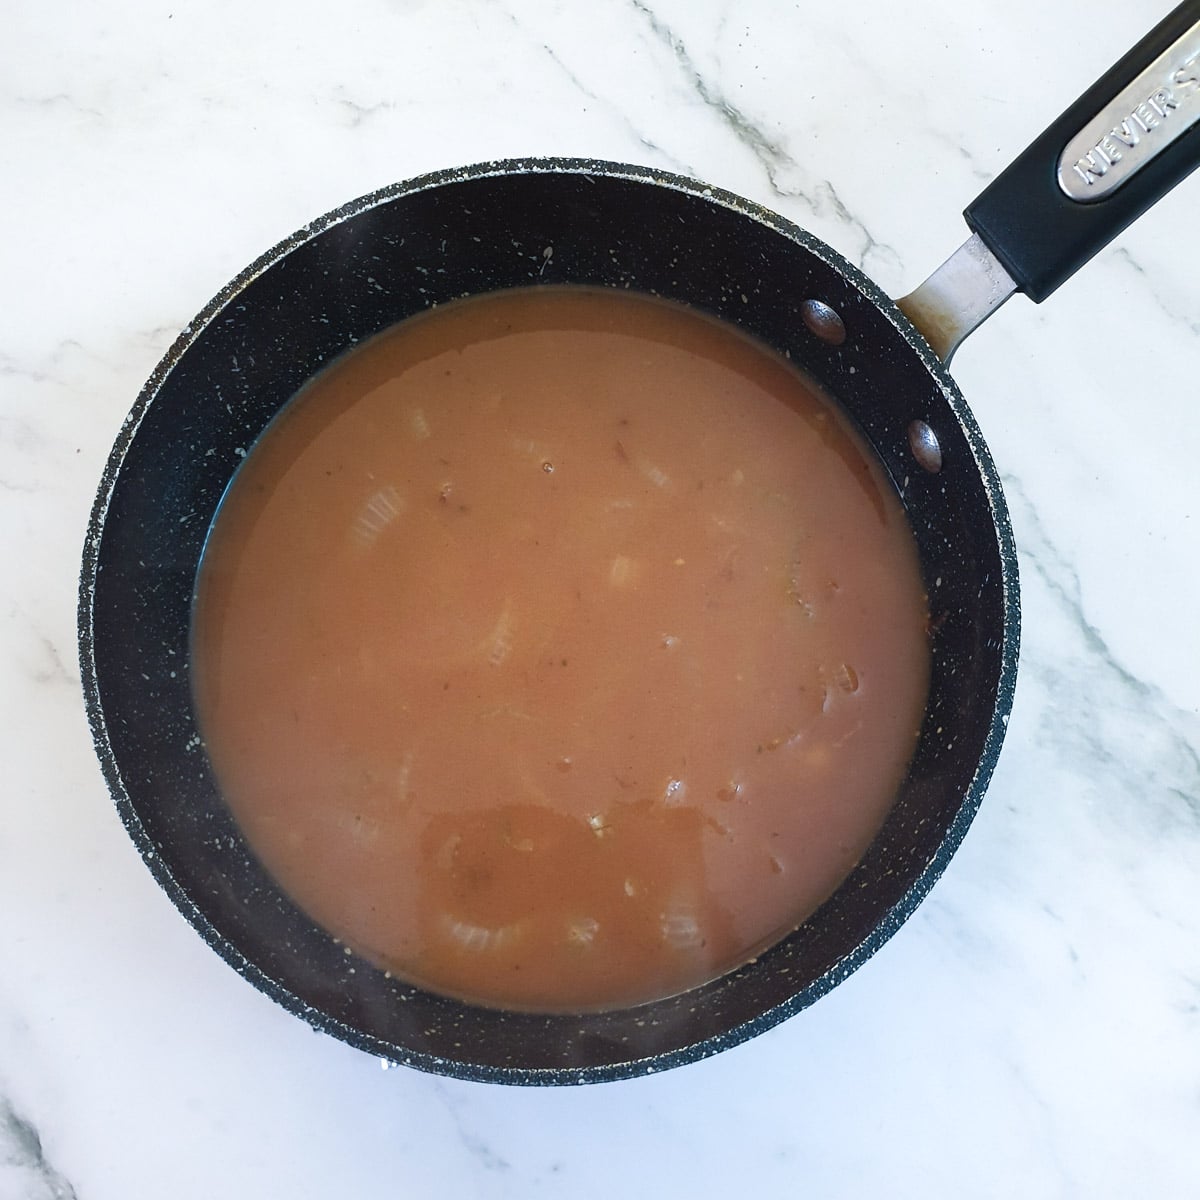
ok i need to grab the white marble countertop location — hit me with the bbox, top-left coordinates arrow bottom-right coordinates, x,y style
3,0 -> 1199,1196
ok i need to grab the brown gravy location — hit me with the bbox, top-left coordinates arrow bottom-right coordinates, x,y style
191,286 -> 929,1012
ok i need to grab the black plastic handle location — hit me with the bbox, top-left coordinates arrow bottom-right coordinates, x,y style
965,1 -> 1200,303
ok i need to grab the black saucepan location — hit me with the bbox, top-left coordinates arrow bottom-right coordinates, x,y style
79,5 -> 1199,1083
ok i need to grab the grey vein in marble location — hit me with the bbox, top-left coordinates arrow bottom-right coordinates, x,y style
25,627 -> 76,690
432,1081 -> 512,1173
329,88 -> 397,130
1006,472 -> 1200,833
0,353 -> 55,387
500,7 -> 691,176
0,478 -> 40,496
10,93 -> 104,123
1110,247 -> 1200,336
931,130 -> 995,185
627,0 -> 901,275
0,1098 -> 78,1200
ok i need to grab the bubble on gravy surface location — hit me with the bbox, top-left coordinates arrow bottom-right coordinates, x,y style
191,285 -> 930,1013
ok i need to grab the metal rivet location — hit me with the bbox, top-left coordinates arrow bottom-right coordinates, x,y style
908,420 -> 943,473
800,299 -> 846,346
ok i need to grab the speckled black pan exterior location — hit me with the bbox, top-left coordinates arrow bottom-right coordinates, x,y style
78,159 -> 1019,1085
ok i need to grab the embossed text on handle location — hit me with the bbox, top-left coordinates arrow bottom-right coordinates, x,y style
1058,24 -> 1200,202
